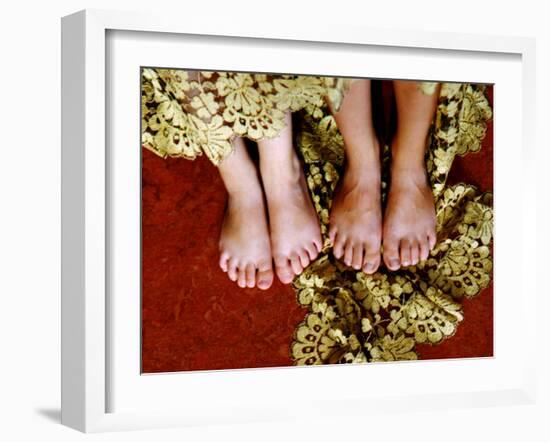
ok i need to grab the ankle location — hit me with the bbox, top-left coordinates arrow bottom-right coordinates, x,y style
343,165 -> 380,192
259,148 -> 302,187
226,185 -> 264,209
224,169 -> 263,201
344,132 -> 379,158
390,131 -> 428,163
390,162 -> 428,188
344,153 -> 381,188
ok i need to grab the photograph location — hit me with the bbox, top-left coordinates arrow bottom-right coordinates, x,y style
140,69 -> 494,373
1,0 -> 545,438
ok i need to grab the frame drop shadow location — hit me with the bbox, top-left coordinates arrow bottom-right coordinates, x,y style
34,408 -> 61,423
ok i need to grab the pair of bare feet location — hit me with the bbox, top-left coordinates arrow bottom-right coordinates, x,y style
328,135 -> 436,275
329,79 -> 438,274
218,80 -> 438,290
218,112 -> 322,290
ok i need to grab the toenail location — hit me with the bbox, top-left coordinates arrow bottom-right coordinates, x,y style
364,262 -> 374,272
389,259 -> 400,269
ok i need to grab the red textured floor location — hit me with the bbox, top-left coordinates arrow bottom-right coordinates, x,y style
141,85 -> 494,373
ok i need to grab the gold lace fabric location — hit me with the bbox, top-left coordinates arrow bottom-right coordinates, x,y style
141,70 -> 493,365
141,69 -> 355,165
292,83 -> 493,364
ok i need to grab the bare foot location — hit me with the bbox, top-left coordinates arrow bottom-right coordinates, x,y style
258,113 -> 323,284
218,137 -> 274,290
382,154 -> 436,270
262,157 -> 323,284
219,191 -> 274,289
382,80 -> 439,271
328,136 -> 382,273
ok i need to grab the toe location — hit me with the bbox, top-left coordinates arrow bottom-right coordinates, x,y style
363,250 -> 381,274
333,234 -> 346,259
257,267 -> 274,290
410,241 -> 420,265
290,253 -> 304,275
428,231 -> 437,250
343,242 -> 354,267
328,226 -> 337,245
305,243 -> 319,261
245,263 -> 256,288
383,236 -> 401,271
298,249 -> 310,269
275,257 -> 295,284
351,244 -> 363,270
312,234 -> 323,253
219,252 -> 230,272
227,258 -> 239,281
419,238 -> 430,261
400,240 -> 412,267
237,265 -> 247,288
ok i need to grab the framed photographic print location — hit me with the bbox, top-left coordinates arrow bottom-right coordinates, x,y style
61,9 -> 537,433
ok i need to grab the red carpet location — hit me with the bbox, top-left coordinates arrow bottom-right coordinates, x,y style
141,85 -> 493,373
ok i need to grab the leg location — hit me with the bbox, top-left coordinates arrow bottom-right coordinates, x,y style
329,79 -> 382,273
258,112 -> 323,284
382,80 -> 439,270
218,136 -> 274,290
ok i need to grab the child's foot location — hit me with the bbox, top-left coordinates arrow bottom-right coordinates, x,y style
382,149 -> 436,270
259,163 -> 322,285
328,137 -> 382,273
219,190 -> 274,290
218,137 -> 274,290
258,112 -> 323,284
262,158 -> 323,284
383,80 -> 439,270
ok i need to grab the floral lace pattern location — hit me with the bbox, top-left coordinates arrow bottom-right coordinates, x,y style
141,70 -> 493,366
291,83 -> 492,364
141,69 -> 355,165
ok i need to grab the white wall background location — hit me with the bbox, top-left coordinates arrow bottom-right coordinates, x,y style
0,1 -> 547,440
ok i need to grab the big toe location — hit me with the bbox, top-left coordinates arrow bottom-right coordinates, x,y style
383,237 -> 401,271
275,258 -> 295,284
257,267 -> 274,290
362,251 -> 381,274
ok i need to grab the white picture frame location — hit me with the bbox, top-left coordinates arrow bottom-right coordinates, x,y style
61,8 -> 537,433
